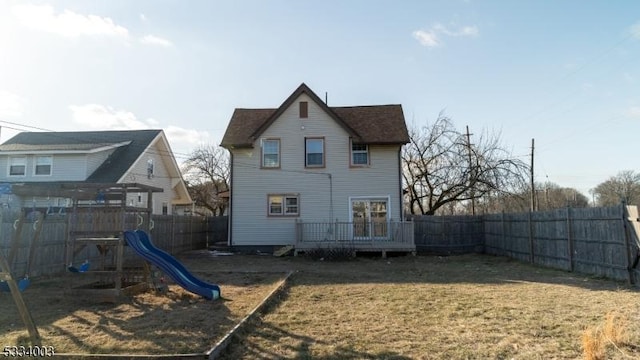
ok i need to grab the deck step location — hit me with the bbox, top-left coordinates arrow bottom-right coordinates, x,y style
273,245 -> 294,257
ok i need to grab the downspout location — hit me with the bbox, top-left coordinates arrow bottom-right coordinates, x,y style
398,146 -> 404,222
328,173 -> 333,221
228,151 -> 233,247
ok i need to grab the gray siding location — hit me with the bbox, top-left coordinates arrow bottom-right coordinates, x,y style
0,149 -> 118,183
230,93 -> 404,246
86,149 -> 116,177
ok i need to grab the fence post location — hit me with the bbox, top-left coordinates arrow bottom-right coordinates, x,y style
567,206 -> 574,272
528,211 -> 534,263
501,212 -> 506,256
622,205 -> 635,285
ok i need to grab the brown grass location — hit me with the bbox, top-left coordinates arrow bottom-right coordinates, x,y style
583,311 -> 632,360
2,252 -> 640,359
582,327 -> 605,360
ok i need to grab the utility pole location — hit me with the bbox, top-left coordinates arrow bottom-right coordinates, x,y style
530,138 -> 536,212
465,125 -> 475,215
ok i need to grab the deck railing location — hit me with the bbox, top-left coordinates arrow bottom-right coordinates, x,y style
295,220 -> 415,252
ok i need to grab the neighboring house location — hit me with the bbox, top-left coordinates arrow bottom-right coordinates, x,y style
221,83 -> 411,250
0,130 -> 192,215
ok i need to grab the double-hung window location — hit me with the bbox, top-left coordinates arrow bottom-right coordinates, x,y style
351,142 -> 369,166
262,139 -> 280,168
305,137 -> 324,167
34,155 -> 52,176
8,156 -> 26,176
268,194 -> 299,216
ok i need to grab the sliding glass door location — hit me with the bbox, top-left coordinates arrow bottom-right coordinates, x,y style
351,198 -> 388,239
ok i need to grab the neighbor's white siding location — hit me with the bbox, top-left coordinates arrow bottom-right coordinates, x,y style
0,153 -> 87,182
120,141 -> 174,215
0,148 -> 119,183
230,93 -> 403,246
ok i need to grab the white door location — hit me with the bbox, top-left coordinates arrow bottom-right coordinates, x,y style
351,198 -> 388,239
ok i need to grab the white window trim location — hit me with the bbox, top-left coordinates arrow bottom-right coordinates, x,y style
350,140 -> 369,166
268,194 -> 300,216
348,195 -> 391,239
261,138 -> 281,168
33,155 -> 53,176
8,156 -> 27,177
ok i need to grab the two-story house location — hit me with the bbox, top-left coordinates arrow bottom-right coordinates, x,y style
221,83 -> 414,254
0,129 -> 191,215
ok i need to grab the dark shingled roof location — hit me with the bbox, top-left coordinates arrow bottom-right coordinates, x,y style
0,130 -> 162,183
221,83 -> 409,148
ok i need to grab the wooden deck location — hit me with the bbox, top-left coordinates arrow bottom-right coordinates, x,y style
294,221 -> 415,257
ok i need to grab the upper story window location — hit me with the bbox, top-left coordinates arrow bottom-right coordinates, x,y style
8,156 -> 26,176
305,137 -> 324,168
261,139 -> 280,168
147,159 -> 154,179
351,142 -> 369,166
299,101 -> 308,118
34,155 -> 53,176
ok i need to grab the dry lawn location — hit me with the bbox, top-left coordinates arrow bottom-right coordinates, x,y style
1,252 -> 639,359
220,254 -> 640,360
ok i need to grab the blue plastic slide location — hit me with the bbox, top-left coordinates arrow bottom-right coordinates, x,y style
123,230 -> 220,300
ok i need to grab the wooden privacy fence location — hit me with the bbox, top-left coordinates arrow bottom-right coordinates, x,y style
0,212 -> 212,278
410,215 -> 484,254
412,204 -> 640,284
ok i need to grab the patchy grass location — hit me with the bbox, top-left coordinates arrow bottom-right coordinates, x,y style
2,252 -> 639,359
220,254 -> 640,360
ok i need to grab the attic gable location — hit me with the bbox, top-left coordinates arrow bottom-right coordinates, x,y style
249,83 -> 358,142
221,83 -> 409,148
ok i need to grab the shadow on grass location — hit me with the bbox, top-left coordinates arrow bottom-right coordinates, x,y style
201,252 -> 640,292
0,275 -> 243,355
222,321 -> 412,360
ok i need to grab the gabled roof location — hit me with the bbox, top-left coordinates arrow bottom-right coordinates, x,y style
221,83 -> 410,148
0,130 -> 161,183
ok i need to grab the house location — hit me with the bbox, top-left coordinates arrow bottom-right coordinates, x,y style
221,83 -> 414,253
0,129 -> 192,215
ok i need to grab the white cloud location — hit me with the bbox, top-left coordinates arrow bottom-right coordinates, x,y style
140,34 -> 173,47
413,23 -> 479,47
69,104 -> 210,158
433,23 -> 479,37
164,126 -> 212,155
11,4 -> 128,38
628,106 -> 640,118
412,30 -> 440,47
630,22 -> 640,39
140,13 -> 147,22
0,91 -> 27,117
69,104 -> 154,130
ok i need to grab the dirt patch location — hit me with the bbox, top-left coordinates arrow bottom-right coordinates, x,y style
1,251 -> 287,356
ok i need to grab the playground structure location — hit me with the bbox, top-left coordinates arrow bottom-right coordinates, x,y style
60,182 -> 163,303
124,229 -> 220,300
1,181 -> 222,347
0,209 -> 42,345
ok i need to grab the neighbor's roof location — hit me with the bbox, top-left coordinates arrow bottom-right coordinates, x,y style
221,83 -> 410,148
0,130 -> 162,183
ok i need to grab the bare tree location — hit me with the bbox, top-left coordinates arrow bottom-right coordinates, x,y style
181,144 -> 230,216
593,170 -> 640,206
535,182 -> 589,210
402,113 -> 528,215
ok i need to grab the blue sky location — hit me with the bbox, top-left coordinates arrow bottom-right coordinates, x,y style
0,1 -> 639,196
